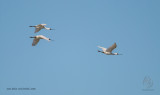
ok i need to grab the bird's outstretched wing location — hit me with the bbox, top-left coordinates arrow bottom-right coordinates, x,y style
35,27 -> 41,33
32,38 -> 40,46
97,46 -> 107,52
34,24 -> 47,33
106,43 -> 117,52
40,24 -> 47,26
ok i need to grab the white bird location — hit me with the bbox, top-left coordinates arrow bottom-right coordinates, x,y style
30,35 -> 51,46
98,43 -> 120,55
29,24 -> 53,33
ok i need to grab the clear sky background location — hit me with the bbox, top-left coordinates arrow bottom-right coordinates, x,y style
0,0 -> 160,95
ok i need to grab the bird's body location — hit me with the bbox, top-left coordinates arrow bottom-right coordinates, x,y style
98,43 -> 119,55
29,24 -> 53,33
30,35 -> 51,46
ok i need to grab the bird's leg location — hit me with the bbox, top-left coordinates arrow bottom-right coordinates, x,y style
29,26 -> 36,27
98,50 -> 101,52
30,36 -> 36,38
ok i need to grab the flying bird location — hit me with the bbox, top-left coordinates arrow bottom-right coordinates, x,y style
98,43 -> 121,55
30,35 -> 51,46
29,24 -> 53,33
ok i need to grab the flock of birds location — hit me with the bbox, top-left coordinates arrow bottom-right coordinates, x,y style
29,24 -> 121,55
29,24 -> 53,46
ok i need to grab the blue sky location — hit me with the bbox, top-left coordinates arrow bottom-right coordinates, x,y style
0,0 -> 160,95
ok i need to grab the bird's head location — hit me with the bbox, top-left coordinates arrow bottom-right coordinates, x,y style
114,53 -> 122,55
49,38 -> 54,41
114,53 -> 118,55
50,28 -> 56,31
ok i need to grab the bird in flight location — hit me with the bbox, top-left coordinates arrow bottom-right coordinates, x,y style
29,24 -> 54,33
30,35 -> 51,46
98,43 -> 121,55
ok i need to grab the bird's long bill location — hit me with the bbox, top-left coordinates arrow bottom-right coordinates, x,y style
51,28 -> 56,31
118,54 -> 123,55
